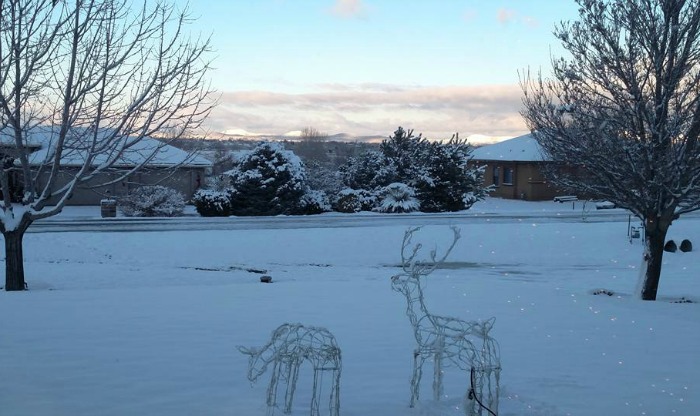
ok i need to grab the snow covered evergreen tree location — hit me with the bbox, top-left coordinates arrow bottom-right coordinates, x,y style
415,135 -> 489,212
379,127 -> 428,184
338,127 -> 488,212
338,150 -> 392,191
305,160 -> 344,196
226,142 -> 326,216
521,0 -> 700,300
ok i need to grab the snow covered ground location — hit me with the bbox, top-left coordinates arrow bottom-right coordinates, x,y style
2,198 -> 699,415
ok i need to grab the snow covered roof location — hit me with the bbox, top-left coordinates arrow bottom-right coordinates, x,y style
5,127 -> 212,168
471,133 -> 550,162
0,133 -> 42,149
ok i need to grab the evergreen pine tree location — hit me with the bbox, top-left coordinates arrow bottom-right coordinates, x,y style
416,135 -> 488,212
339,127 -> 488,212
227,142 -> 308,216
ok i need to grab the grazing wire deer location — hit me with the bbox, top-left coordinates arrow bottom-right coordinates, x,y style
238,323 -> 342,416
391,226 -> 501,416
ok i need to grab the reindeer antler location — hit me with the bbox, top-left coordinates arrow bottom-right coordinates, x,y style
400,226 -> 461,276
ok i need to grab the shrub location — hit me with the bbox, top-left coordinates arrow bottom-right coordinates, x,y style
119,185 -> 185,217
664,240 -> 678,253
305,160 -> 344,196
192,189 -> 233,217
375,183 -> 419,213
416,138 -> 489,212
339,150 -> 392,190
339,127 -> 489,212
680,239 -> 693,252
333,188 -> 377,213
226,142 -> 308,216
298,189 -> 332,215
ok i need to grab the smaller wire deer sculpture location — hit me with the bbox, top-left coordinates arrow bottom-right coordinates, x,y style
238,323 -> 342,416
391,226 -> 501,416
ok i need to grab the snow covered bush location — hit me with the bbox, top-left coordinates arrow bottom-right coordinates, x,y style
305,160 -> 344,196
339,127 -> 489,212
375,183 -> 419,213
225,142 -> 311,216
298,189 -> 332,215
203,174 -> 231,192
119,185 -> 185,217
333,188 -> 378,213
192,189 -> 233,217
193,142 -> 329,217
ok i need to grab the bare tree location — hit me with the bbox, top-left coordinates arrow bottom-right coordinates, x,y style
0,0 -> 213,291
295,126 -> 333,177
521,0 -> 700,300
299,126 -> 328,142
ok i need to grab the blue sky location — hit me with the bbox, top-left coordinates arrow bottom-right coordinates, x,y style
182,0 -> 580,141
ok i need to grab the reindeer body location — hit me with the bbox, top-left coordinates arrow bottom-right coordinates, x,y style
239,323 -> 341,416
391,227 -> 500,416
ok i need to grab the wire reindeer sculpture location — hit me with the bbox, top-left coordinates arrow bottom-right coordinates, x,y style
238,323 -> 342,416
391,226 -> 501,416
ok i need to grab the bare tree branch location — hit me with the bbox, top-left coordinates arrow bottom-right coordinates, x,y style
521,0 -> 700,300
0,0 -> 213,290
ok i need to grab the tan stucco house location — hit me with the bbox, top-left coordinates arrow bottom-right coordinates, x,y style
471,133 -> 562,201
17,133 -> 212,205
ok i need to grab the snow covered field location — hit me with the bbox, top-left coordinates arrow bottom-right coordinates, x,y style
2,199 -> 699,416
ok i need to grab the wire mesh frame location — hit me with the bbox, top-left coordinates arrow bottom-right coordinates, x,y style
238,323 -> 342,416
391,226 -> 501,416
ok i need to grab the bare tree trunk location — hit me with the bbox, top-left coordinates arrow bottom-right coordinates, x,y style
3,218 -> 31,291
640,217 -> 670,301
4,230 -> 26,291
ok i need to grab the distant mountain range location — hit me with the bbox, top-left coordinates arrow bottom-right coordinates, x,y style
196,131 -> 509,145
202,131 -> 386,143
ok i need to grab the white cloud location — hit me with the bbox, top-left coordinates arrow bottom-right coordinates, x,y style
497,8 -> 516,25
522,16 -> 539,28
205,84 -> 528,140
497,8 -> 538,28
329,0 -> 368,19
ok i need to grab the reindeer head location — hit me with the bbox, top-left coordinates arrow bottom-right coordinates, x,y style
398,226 -> 461,277
391,272 -> 418,295
392,226 -> 462,302
474,317 -> 496,338
237,345 -> 268,383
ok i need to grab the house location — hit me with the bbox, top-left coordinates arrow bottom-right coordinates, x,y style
4,129 -> 212,205
470,133 -> 561,201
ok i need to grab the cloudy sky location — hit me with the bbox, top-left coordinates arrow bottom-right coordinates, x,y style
182,0 -> 580,141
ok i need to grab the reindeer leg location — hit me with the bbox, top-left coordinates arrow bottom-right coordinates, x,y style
493,365 -> 501,414
330,368 -> 341,416
433,350 -> 443,402
310,368 -> 320,416
410,350 -> 425,408
267,360 -> 281,410
284,359 -> 300,414
433,337 -> 446,402
477,363 -> 501,416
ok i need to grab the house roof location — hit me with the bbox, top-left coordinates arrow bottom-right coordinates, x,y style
1,127 -> 212,168
471,133 -> 550,162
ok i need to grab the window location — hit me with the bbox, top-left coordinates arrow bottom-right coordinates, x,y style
492,166 -> 500,186
503,167 -> 514,185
